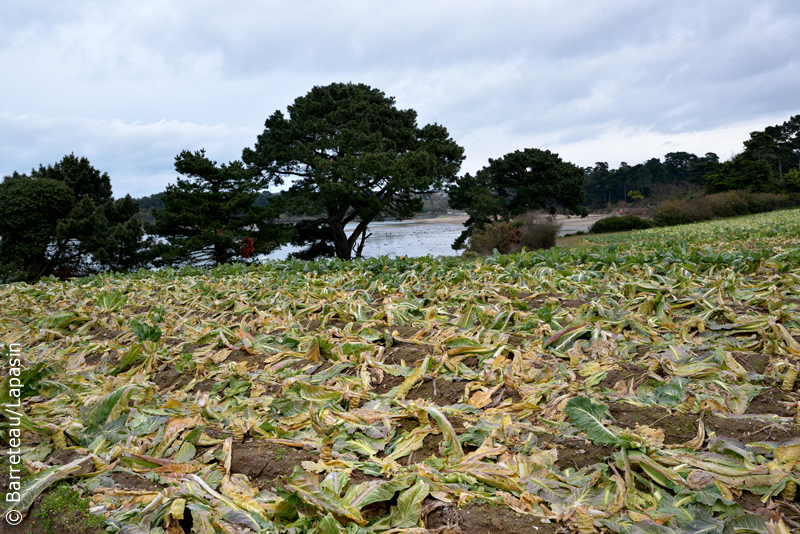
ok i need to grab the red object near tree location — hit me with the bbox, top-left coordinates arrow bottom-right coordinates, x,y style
240,237 -> 255,258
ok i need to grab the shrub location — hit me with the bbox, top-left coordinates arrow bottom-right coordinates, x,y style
465,213 -> 561,255
705,191 -> 749,218
517,213 -> 562,251
589,215 -> 654,234
465,221 -> 514,255
653,199 -> 713,226
742,192 -> 792,213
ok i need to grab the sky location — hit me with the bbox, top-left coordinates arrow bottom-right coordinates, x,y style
1,0 -> 799,198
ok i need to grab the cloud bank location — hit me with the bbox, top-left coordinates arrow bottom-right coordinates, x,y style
2,0 -> 798,196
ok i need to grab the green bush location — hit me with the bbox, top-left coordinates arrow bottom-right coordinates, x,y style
589,215 -> 654,234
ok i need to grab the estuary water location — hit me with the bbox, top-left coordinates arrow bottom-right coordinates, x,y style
261,214 -> 604,261
262,219 -> 467,260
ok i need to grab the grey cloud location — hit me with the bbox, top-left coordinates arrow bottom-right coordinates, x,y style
1,0 -> 798,193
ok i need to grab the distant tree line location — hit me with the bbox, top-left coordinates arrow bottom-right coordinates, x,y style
1,82 -> 797,282
583,115 -> 800,208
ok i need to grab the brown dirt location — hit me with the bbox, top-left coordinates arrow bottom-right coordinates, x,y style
745,388 -> 795,417
600,363 -> 646,389
609,402 -> 800,444
86,326 -> 121,342
109,470 -> 159,491
425,501 -> 561,534
536,435 -> 616,470
609,403 -> 698,444
406,433 -> 444,465
406,377 -> 465,405
384,343 -> 432,366
705,414 -> 800,442
152,367 -> 192,390
226,348 -> 264,370
372,374 -> 405,395
192,379 -> 216,393
230,441 -> 316,487
83,352 -> 107,367
45,450 -> 94,476
732,351 -> 772,375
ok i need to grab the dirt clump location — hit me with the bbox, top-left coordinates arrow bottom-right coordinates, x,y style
407,377 -> 465,405
152,367 -> 192,390
372,374 -> 404,395
424,501 -> 560,534
600,363 -> 645,390
109,470 -> 159,491
745,387 -> 795,417
230,441 -> 316,487
226,348 -> 263,370
536,435 -> 616,470
609,403 -> 698,444
384,343 -> 432,366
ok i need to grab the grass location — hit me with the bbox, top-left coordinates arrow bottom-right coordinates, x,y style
30,484 -> 104,534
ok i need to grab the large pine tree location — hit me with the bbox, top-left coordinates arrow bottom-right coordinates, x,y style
147,149 -> 290,267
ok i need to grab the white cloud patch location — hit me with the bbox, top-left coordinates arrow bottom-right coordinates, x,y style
0,112 -> 255,197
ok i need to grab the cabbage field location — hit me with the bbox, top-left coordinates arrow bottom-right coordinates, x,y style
3,209 -> 800,534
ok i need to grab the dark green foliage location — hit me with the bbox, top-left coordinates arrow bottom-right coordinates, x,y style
589,215 -> 654,234
0,155 -> 147,282
705,117 -> 800,194
130,319 -> 161,343
243,82 -> 465,260
449,148 -> 586,249
741,191 -> 793,213
147,149 -> 292,266
582,154 -> 720,208
704,154 -> 774,193
135,192 -> 164,223
30,153 -> 113,202
465,213 -> 561,255
0,176 -> 74,281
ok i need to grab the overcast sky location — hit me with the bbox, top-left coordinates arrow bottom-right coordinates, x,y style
2,0 -> 798,198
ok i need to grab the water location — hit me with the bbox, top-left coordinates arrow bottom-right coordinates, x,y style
261,214 -> 600,260
262,219 -> 467,260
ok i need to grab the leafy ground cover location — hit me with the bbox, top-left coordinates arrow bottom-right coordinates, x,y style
3,209 -> 800,533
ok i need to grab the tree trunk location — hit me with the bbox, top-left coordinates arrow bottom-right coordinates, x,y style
348,219 -> 371,259
329,220 -> 352,260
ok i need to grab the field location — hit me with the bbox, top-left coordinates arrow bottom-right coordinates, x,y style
3,209 -> 800,533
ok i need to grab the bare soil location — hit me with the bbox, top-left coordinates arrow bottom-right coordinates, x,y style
230,441 -> 316,488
